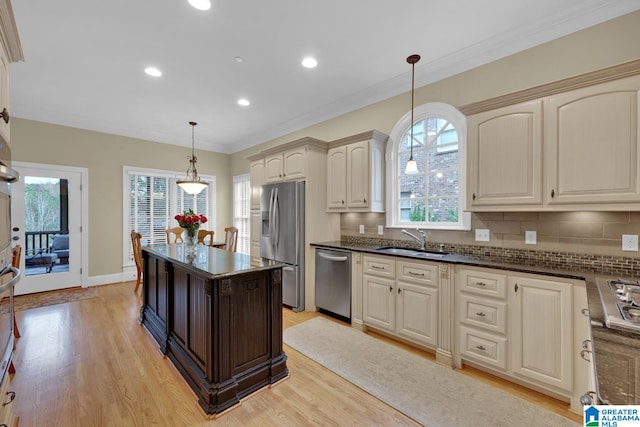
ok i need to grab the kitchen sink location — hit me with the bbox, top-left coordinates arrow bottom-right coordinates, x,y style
374,246 -> 448,259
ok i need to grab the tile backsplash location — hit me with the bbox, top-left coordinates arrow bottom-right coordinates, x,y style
341,211 -> 640,276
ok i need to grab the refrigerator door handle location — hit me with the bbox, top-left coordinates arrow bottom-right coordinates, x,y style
317,252 -> 349,262
268,188 -> 275,254
273,188 -> 280,253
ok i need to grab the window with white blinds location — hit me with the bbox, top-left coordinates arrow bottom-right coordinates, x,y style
233,174 -> 250,255
123,166 -> 216,265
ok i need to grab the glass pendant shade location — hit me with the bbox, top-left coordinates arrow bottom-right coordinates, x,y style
405,157 -> 418,175
177,121 -> 208,195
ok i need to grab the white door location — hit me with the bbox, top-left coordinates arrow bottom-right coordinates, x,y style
11,162 -> 86,295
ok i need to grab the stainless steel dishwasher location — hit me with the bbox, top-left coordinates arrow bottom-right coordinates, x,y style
315,248 -> 351,322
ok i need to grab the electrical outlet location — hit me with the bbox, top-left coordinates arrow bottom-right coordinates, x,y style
377,225 -> 384,235
359,224 -> 365,234
475,229 -> 490,242
622,234 -> 638,251
525,230 -> 537,245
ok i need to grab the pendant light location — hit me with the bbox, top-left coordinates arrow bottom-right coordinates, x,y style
177,121 -> 208,195
404,54 -> 420,175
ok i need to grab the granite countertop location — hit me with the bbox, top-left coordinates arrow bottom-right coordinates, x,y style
143,244 -> 283,278
312,240 -> 639,404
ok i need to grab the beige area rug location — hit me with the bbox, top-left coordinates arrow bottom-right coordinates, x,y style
283,317 -> 579,427
0,286 -> 99,314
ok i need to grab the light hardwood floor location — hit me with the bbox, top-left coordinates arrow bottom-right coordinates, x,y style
9,282 -> 581,426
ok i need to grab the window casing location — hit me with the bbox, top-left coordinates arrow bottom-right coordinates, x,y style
386,102 -> 470,230
123,166 -> 216,265
233,174 -> 250,255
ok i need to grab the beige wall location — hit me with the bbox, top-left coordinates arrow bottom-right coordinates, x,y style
10,118 -> 232,277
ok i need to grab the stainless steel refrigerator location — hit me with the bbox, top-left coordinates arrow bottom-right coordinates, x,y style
260,181 -> 305,312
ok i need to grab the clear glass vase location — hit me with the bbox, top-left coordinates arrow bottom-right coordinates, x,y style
185,226 -> 198,253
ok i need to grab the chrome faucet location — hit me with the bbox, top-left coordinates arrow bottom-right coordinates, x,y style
401,228 -> 428,251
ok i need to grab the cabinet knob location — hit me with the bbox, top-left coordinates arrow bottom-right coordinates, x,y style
0,107 -> 9,124
397,288 -> 401,294
551,189 -> 555,198
389,285 -> 393,292
581,308 -> 589,317
341,200 -> 344,204
364,198 -> 366,203
472,193 -> 476,200
580,349 -> 592,362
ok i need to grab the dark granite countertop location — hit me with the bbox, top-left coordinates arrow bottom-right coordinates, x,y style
312,240 -> 639,404
143,244 -> 283,278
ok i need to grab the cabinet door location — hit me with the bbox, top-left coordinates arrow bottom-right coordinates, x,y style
250,160 -> 265,209
283,147 -> 306,180
346,141 -> 370,208
327,146 -> 347,210
545,75 -> 640,204
264,154 -> 284,183
396,281 -> 438,347
467,100 -> 542,208
0,44 -> 9,144
362,274 -> 395,332
511,276 -> 572,391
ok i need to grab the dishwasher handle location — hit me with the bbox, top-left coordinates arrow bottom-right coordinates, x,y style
317,251 -> 349,262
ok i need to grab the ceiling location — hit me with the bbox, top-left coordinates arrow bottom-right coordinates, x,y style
9,0 -> 640,154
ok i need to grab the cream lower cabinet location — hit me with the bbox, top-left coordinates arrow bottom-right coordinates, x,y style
456,266 -> 588,411
363,255 -> 439,349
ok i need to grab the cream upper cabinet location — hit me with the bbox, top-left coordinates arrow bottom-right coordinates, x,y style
467,100 -> 543,208
327,146 -> 347,209
326,131 -> 386,212
545,75 -> 640,205
463,66 -> 640,211
265,146 -> 306,183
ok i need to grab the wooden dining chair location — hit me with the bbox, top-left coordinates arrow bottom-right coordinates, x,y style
223,226 -> 239,252
11,245 -> 21,339
197,229 -> 214,246
165,227 -> 184,243
130,231 -> 143,293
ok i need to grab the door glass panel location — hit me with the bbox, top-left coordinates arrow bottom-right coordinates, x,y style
24,176 -> 70,276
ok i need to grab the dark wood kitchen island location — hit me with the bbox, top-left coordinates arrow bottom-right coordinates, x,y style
139,244 -> 287,415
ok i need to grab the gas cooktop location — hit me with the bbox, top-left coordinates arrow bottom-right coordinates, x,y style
596,277 -> 640,333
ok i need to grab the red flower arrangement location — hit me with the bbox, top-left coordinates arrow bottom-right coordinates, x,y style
175,209 -> 208,235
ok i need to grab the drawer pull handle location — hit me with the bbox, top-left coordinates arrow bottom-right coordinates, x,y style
476,312 -> 486,317
2,391 -> 15,406
409,271 -> 425,277
476,345 -> 486,351
580,349 -> 592,362
476,282 -> 487,287
371,265 -> 385,270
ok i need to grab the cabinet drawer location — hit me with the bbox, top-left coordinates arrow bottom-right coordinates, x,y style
460,326 -> 507,370
362,255 -> 395,278
458,268 -> 507,299
397,260 -> 438,287
459,294 -> 507,334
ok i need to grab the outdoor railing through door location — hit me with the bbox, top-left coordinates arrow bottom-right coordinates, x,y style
25,230 -> 65,256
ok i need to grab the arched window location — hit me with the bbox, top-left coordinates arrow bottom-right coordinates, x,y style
385,102 -> 470,230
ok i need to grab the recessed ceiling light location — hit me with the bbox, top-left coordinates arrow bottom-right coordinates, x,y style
301,57 -> 318,69
188,0 -> 211,11
234,56 -> 244,63
144,67 -> 162,77
238,98 -> 250,106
